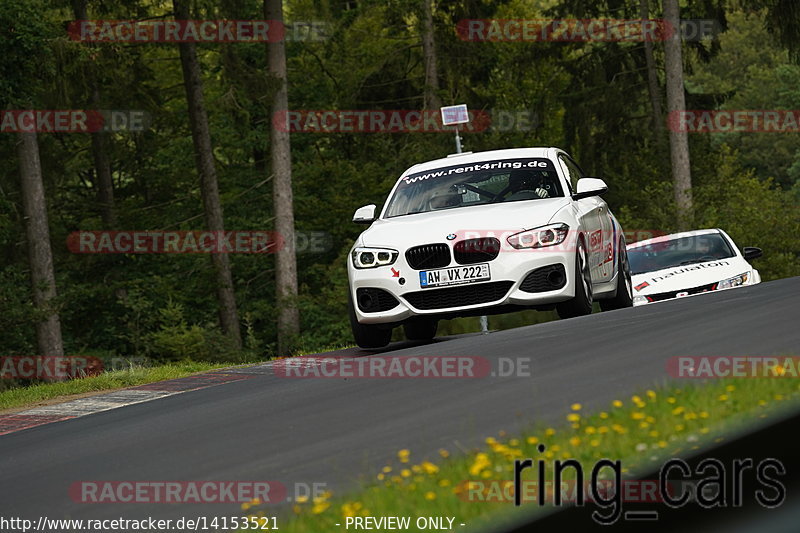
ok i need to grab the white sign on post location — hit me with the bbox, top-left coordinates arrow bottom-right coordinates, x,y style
440,104 -> 470,126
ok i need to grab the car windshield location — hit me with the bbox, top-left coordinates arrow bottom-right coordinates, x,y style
384,158 -> 564,218
628,233 -> 736,274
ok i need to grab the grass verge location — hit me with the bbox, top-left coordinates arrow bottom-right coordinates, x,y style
0,361 -> 228,411
0,341 -> 356,413
240,377 -> 800,532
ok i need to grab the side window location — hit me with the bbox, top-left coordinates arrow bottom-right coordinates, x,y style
557,155 -> 583,194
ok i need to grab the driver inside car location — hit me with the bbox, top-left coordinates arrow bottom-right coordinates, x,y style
694,236 -> 726,259
506,172 -> 550,200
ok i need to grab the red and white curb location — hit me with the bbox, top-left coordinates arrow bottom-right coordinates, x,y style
0,370 -> 257,436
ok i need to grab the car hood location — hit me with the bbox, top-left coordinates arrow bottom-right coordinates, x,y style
631,257 -> 751,295
358,199 -> 572,248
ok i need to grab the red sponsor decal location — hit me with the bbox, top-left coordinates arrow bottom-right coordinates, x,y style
588,230 -> 603,251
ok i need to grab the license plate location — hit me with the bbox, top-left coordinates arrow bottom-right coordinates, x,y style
419,264 -> 491,288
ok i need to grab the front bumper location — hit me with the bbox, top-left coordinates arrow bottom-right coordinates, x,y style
632,273 -> 760,306
348,247 -> 578,325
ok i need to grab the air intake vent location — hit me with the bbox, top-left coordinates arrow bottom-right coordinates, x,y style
646,282 -> 717,302
405,243 -> 451,270
403,281 -> 513,310
356,288 -> 400,313
520,264 -> 567,293
454,237 -> 501,265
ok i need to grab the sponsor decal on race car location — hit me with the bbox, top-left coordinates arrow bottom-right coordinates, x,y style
634,281 -> 649,292
649,261 -> 730,283
401,158 -> 555,184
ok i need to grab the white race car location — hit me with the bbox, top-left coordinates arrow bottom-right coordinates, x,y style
346,147 -> 633,348
627,229 -> 762,306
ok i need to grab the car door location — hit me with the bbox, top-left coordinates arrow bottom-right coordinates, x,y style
596,197 -> 616,281
558,154 -> 604,284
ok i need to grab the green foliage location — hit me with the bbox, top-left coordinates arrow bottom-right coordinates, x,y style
0,265 -> 37,355
0,0 -> 59,103
693,145 -> 800,281
0,1 -> 798,363
687,9 -> 800,189
145,300 -> 245,363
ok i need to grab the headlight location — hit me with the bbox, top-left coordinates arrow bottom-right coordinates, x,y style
633,295 -> 649,306
717,272 -> 749,289
507,223 -> 569,250
351,247 -> 398,269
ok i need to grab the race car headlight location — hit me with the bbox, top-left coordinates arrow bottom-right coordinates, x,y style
507,223 -> 569,250
351,247 -> 399,269
717,272 -> 750,289
633,295 -> 649,306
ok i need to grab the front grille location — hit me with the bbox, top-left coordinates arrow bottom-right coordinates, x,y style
646,282 -> 717,302
520,264 -> 567,293
454,237 -> 501,265
403,281 -> 514,310
406,243 -> 451,270
356,288 -> 399,313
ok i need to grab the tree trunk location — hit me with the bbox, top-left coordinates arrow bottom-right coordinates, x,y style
17,132 -> 64,357
265,0 -> 300,355
72,0 -> 118,228
421,0 -> 442,110
90,92 -> 118,228
640,0 -> 665,147
663,0 -> 694,230
174,0 -> 242,349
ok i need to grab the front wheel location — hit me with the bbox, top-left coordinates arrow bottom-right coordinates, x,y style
556,237 -> 593,319
348,291 -> 392,348
403,318 -> 438,341
600,242 -> 633,311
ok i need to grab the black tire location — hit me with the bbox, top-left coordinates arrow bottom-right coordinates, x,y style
556,237 -> 593,319
403,318 -> 438,341
600,241 -> 633,311
348,291 -> 392,348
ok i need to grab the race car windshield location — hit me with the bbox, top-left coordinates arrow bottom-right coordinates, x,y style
628,233 -> 736,275
383,158 -> 564,218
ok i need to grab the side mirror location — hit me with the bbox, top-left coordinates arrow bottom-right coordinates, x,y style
353,204 -> 377,224
743,247 -> 763,260
572,177 -> 608,200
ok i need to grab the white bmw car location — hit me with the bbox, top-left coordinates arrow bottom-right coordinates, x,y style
627,229 -> 762,306
346,147 -> 633,348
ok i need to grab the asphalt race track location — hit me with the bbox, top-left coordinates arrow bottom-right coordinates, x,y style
1,277 -> 798,526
